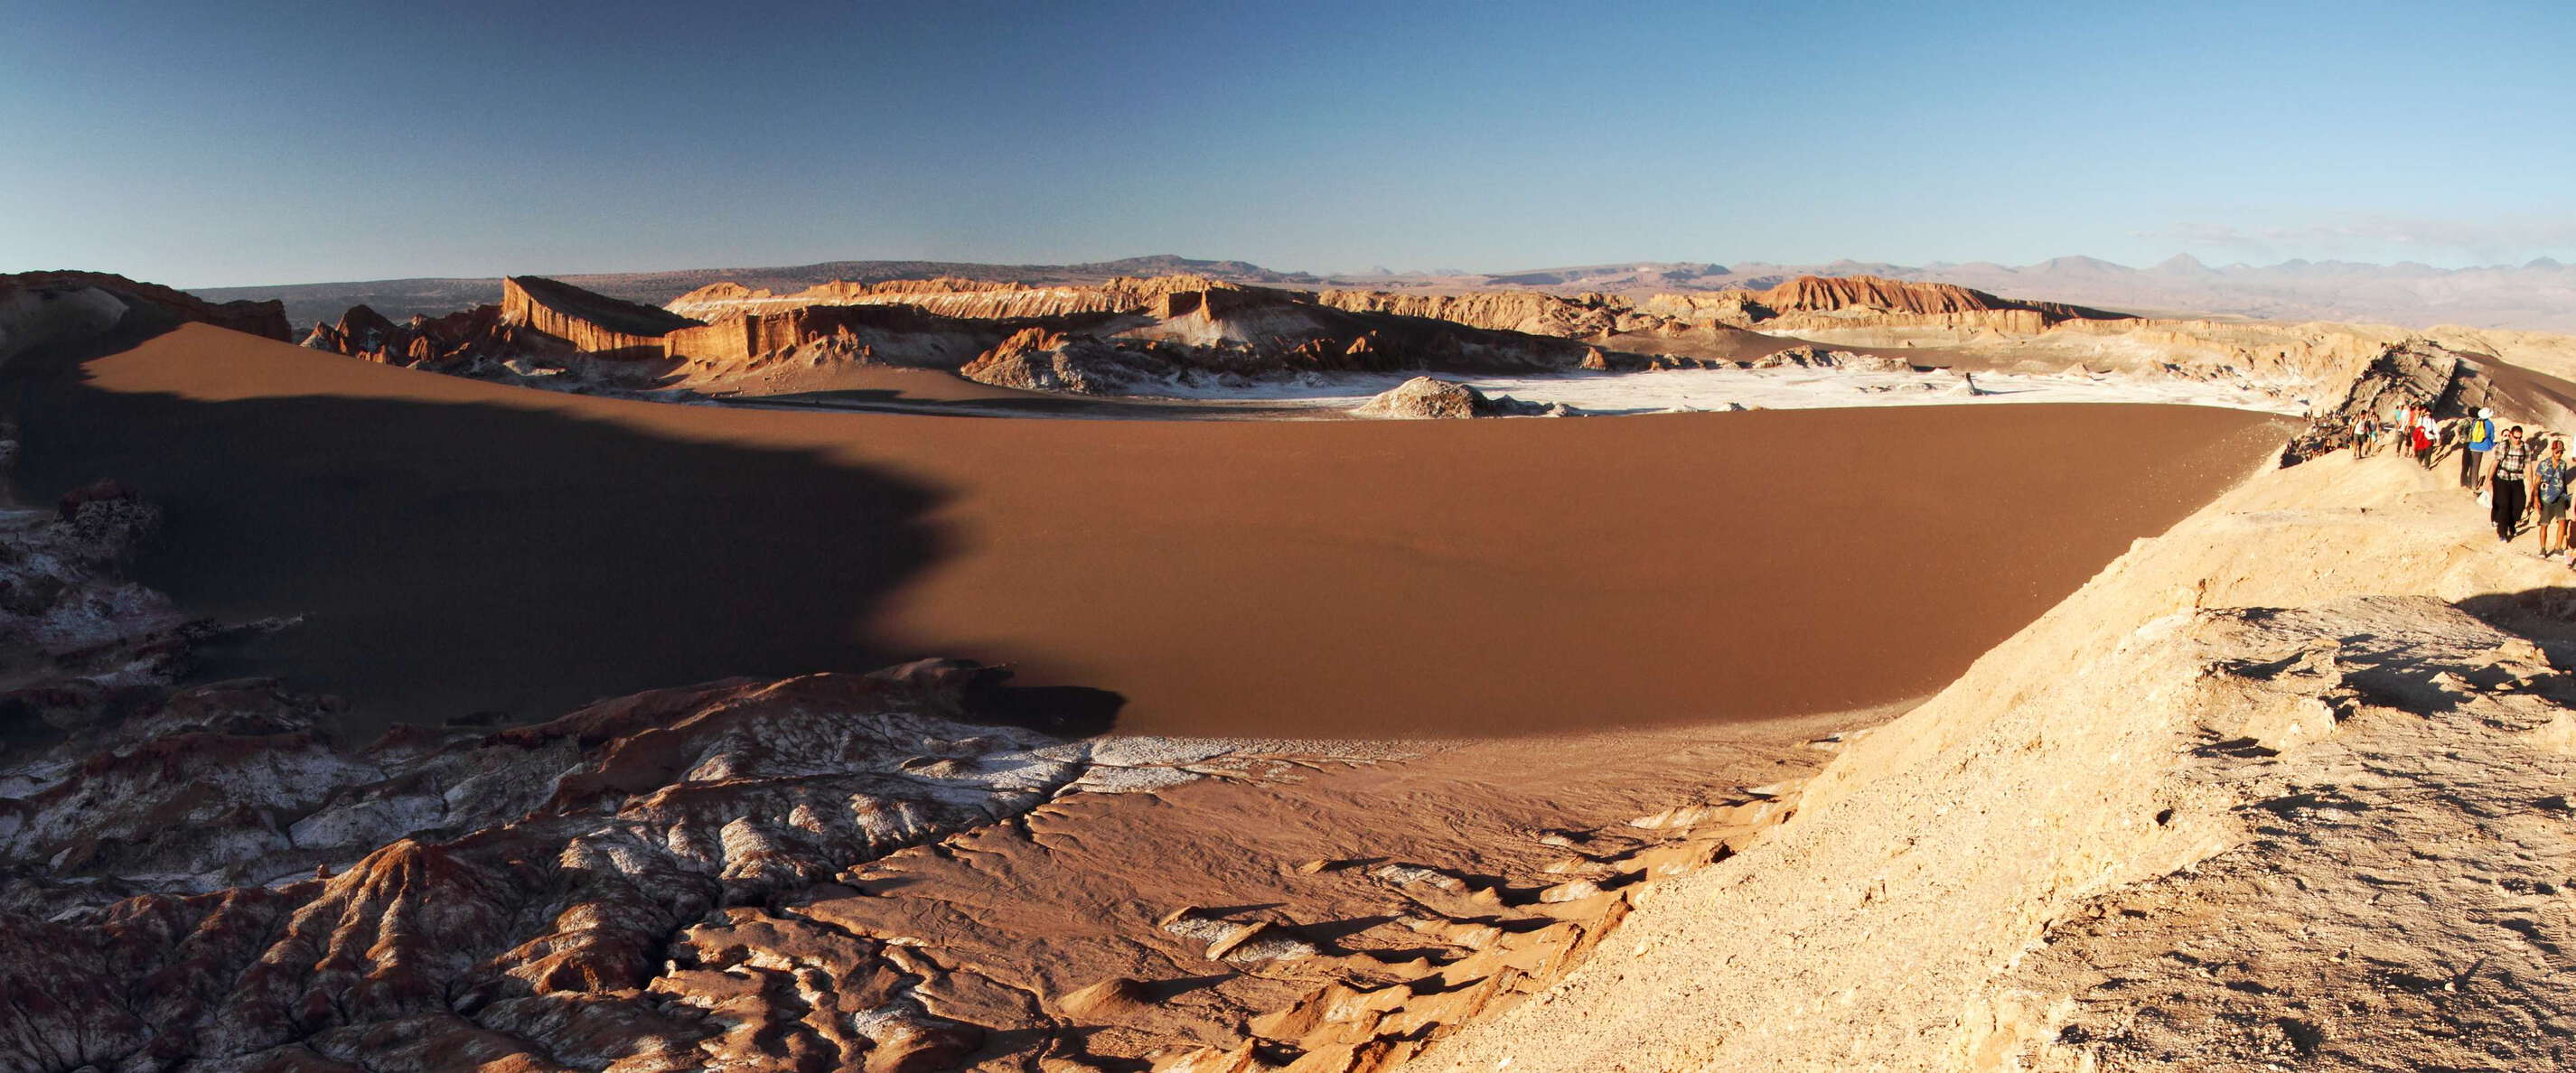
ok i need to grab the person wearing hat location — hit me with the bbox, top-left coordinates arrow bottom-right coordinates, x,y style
2463,407 -> 2498,489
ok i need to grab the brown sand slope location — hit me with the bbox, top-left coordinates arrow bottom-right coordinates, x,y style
12,323 -> 2290,738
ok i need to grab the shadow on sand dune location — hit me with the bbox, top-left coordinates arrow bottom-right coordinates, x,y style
5,341 -> 1121,737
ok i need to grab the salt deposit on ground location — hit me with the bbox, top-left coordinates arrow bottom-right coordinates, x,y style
1125,365 -> 2310,417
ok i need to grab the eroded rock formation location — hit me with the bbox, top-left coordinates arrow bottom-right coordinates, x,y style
501,275 -> 702,358
1352,377 -> 1569,419
2279,340 -> 2478,463
301,303 -> 548,373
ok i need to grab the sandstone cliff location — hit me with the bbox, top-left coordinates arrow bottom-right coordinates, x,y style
1313,289 -> 1635,337
666,274 -> 1233,322
501,275 -> 701,358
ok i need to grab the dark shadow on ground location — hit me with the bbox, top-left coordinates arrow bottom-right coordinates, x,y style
2457,586 -> 2576,647
5,338 -> 1125,738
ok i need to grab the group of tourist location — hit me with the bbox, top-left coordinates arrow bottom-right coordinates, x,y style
2351,402 -> 2574,558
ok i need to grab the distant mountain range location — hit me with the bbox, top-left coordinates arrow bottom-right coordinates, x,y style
1356,255 -> 2576,332
196,254 -> 2576,332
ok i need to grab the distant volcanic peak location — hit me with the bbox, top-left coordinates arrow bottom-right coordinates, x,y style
503,275 -> 702,339
2034,255 -> 2135,274
1069,253 -> 1318,283
0,269 -> 292,341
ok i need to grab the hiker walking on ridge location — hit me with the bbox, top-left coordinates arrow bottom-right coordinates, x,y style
2351,412 -> 2377,459
2534,437 -> 2572,558
2487,425 -> 2533,542
2463,407 -> 2498,489
2414,409 -> 2439,467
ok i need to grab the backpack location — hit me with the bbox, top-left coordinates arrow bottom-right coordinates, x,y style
2471,418 -> 2496,448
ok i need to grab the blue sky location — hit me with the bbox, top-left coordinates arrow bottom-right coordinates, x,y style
6,0 -> 2574,285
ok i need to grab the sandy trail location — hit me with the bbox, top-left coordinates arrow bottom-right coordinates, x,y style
11,324 -> 2291,739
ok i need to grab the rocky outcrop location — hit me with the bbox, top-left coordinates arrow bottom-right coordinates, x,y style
1750,274 -> 2114,321
1352,377 -> 1570,419
1745,344 -> 1917,372
2279,340 -> 2475,463
935,288 -> 1619,395
1314,289 -> 1636,338
501,275 -> 701,359
301,302 -> 547,372
958,327 -> 1164,393
662,303 -> 1001,372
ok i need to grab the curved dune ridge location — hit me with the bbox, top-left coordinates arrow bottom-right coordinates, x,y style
14,323 -> 2291,738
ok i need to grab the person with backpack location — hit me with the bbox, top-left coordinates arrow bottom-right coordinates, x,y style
2486,425 -> 2534,541
2534,436 -> 2572,557
2351,412 -> 2377,459
2463,407 -> 2498,489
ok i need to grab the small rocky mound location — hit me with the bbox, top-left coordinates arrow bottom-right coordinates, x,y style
1745,345 -> 1916,373
957,327 -> 1154,394
1353,377 -> 1571,419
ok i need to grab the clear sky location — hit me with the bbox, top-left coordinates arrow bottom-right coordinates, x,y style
7,0 -> 2575,286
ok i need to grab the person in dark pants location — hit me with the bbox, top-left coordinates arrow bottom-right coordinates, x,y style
2534,437 -> 2571,557
2463,408 -> 2497,488
2487,425 -> 2533,542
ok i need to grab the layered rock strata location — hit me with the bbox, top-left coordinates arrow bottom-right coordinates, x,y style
2279,340 -> 2480,463
499,275 -> 702,359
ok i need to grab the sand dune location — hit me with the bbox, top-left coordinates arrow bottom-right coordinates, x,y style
11,323 -> 2290,739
